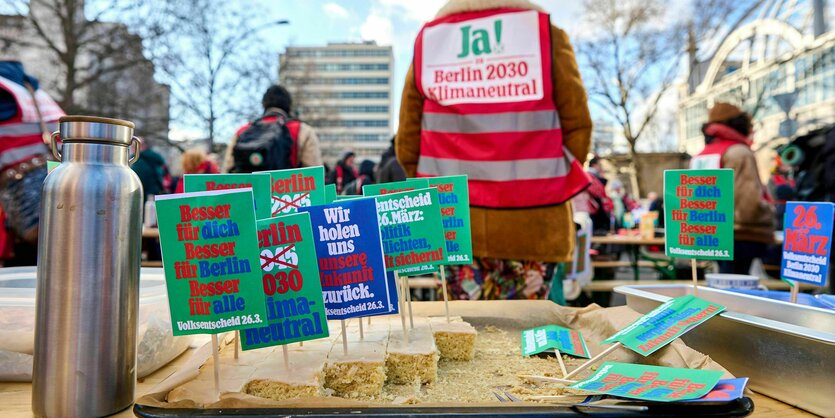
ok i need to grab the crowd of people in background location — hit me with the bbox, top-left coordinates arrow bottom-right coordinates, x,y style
130,85 -> 409,208
576,102 -> 822,285
1,0 -> 833,299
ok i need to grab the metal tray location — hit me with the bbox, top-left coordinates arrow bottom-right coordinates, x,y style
131,300 -> 751,417
134,398 -> 755,417
615,285 -> 835,417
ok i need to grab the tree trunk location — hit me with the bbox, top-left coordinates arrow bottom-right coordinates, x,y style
628,141 -> 643,198
62,58 -> 77,112
208,110 -> 215,151
207,80 -> 215,150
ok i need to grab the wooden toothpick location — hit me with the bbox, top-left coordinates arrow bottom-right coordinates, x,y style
211,334 -> 221,399
564,342 -> 621,380
555,349 -> 568,378
234,330 -> 239,359
518,374 -> 577,385
789,280 -> 799,303
440,268 -> 451,322
282,345 -> 289,370
341,320 -> 348,355
404,274 -> 414,329
691,258 -> 698,296
394,271 -> 409,343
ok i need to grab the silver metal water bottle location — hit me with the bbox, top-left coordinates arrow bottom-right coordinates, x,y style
33,116 -> 143,417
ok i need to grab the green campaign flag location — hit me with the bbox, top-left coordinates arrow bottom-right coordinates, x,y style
427,175 -> 473,265
373,188 -> 446,275
155,189 -> 267,336
362,178 -> 430,196
261,166 -> 326,216
664,169 -> 734,260
364,179 -> 439,275
521,325 -> 590,358
325,184 -> 337,204
570,362 -> 723,402
334,195 -> 365,201
603,295 -> 724,356
240,212 -> 329,350
183,173 -> 272,220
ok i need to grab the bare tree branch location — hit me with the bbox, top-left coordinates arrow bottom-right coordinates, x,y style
143,0 -> 285,148
576,0 -> 730,195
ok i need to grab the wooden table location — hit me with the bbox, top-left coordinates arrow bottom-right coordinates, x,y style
585,279 -> 819,292
0,348 -> 815,417
140,228 -> 161,267
591,235 -> 666,246
591,234 -> 666,281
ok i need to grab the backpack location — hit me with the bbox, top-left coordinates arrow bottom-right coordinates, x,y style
231,111 -> 299,173
340,174 -> 370,196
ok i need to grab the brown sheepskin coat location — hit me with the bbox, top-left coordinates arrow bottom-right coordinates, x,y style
396,0 -> 593,262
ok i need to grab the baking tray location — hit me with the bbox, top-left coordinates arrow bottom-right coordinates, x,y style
135,397 -> 755,417
615,285 -> 835,417
133,300 -> 747,417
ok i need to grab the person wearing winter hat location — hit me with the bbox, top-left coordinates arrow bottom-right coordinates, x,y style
691,102 -> 775,274
396,0 -> 592,301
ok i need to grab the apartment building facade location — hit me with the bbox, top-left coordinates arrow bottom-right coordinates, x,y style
279,41 -> 393,165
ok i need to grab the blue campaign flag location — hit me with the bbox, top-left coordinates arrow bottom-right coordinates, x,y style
300,198 -> 395,320
691,378 -> 748,403
781,202 -> 834,286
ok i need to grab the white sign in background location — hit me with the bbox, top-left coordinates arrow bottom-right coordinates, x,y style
420,10 -> 544,106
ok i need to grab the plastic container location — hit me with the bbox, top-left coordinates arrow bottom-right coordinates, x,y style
704,273 -> 765,290
817,294 -> 835,309
726,288 -> 832,309
0,267 -> 191,382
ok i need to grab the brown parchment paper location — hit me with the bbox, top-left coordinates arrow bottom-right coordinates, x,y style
136,300 -> 733,409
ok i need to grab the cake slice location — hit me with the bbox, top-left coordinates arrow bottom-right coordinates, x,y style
322,319 -> 390,398
430,319 -> 478,361
386,317 -> 439,385
166,341 -> 261,406
242,345 -> 330,401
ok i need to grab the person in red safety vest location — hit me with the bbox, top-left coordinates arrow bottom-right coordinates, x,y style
396,0 -> 592,301
690,102 -> 775,275
0,59 -> 64,265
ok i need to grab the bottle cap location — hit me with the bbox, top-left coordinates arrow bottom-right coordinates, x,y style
58,115 -> 135,147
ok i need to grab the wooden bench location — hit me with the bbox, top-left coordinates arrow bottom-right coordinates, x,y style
407,277 -> 439,289
585,279 -> 815,292
592,260 -> 656,268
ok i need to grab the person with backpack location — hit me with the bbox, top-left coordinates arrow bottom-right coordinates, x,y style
377,136 -> 406,184
341,159 -> 376,195
328,150 -> 359,194
223,85 -> 323,173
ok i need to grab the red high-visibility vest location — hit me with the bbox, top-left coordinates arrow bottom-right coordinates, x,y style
0,75 -> 64,171
413,8 -> 589,208
690,139 -> 740,169
691,130 -> 771,201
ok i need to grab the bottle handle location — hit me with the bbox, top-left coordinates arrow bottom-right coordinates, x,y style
50,131 -> 62,161
129,136 -> 142,165
51,133 -> 142,164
